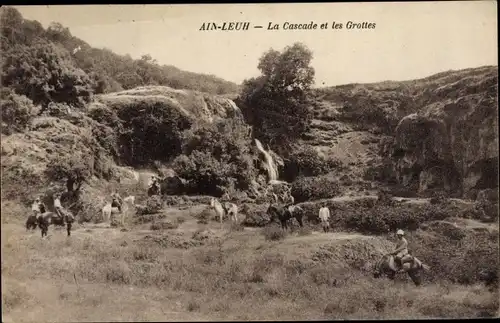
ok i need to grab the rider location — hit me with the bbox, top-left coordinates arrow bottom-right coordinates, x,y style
149,175 -> 160,194
391,229 -> 409,270
111,191 -> 123,213
31,197 -> 42,218
53,193 -> 64,220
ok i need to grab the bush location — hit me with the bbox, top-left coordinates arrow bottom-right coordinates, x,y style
430,191 -> 447,205
0,88 -> 35,135
138,196 -> 163,215
240,203 -> 270,227
172,119 -> 257,195
291,176 -> 341,203
344,203 -> 457,234
262,225 -> 286,241
413,229 -> 499,286
113,98 -> 192,165
283,146 -> 341,181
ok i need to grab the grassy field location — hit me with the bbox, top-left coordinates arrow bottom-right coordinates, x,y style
2,202 -> 498,321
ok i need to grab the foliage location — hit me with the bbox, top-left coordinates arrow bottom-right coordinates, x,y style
0,88 -> 36,134
112,99 -> 192,165
45,153 -> 93,192
262,225 -> 286,241
1,38 -> 94,110
344,203 -> 457,234
1,7 -> 239,97
291,176 -> 341,203
172,119 -> 257,195
239,43 -> 315,146
240,204 -> 270,227
283,146 -> 341,181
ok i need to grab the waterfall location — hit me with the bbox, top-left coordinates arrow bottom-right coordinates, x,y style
254,139 -> 279,182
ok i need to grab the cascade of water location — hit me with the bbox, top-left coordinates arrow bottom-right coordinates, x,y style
254,138 -> 279,182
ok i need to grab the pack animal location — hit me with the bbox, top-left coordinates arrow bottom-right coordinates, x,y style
318,206 -> 331,233
209,198 -> 238,224
37,211 -> 74,238
373,254 -> 430,286
26,214 -> 38,231
101,203 -> 121,225
267,204 -> 304,231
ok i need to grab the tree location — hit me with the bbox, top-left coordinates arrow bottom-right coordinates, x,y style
45,154 -> 93,192
239,43 -> 315,148
1,39 -> 94,111
0,88 -> 36,135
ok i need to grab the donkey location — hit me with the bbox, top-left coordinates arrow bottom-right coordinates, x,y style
373,254 -> 430,286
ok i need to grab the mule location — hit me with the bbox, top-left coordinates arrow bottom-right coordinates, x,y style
26,214 -> 38,231
210,197 -> 224,224
267,204 -> 304,231
373,254 -> 430,286
102,203 -> 121,225
37,211 -> 74,238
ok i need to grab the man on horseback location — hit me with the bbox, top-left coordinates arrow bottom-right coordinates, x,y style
111,191 -> 123,213
148,175 -> 161,196
390,229 -> 410,271
32,197 -> 46,218
53,193 -> 65,220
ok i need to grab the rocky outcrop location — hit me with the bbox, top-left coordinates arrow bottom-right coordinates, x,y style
391,67 -> 498,197
97,86 -> 242,124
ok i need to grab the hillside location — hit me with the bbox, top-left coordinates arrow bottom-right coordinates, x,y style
0,7 -> 239,98
307,66 -> 498,199
1,6 -> 499,322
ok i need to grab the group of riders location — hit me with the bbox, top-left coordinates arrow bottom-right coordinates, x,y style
30,192 -> 72,224
30,191 -> 125,224
29,176 -> 413,272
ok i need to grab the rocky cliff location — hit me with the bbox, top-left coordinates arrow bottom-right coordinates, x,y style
310,66 -> 498,199
392,67 -> 498,198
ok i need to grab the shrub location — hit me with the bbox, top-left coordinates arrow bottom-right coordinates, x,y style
0,88 -> 35,135
262,226 -> 286,241
344,203 -> 457,234
113,98 -> 192,165
138,196 -> 163,215
283,146 -> 341,181
173,118 -> 257,195
240,203 -> 270,227
291,176 -> 341,203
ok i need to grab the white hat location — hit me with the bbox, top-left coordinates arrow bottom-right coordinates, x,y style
397,229 -> 404,235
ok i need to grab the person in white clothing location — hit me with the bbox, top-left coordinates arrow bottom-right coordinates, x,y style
53,193 -> 64,219
390,229 -> 410,270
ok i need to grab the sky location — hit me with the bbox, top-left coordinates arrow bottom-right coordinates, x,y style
13,2 -> 498,87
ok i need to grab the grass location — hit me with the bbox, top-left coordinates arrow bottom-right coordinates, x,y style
2,200 -> 498,321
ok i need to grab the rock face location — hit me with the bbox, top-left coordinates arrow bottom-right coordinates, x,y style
97,86 -> 243,124
391,67 -> 498,197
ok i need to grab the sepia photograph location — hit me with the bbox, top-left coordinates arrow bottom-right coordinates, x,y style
1,2 -> 498,321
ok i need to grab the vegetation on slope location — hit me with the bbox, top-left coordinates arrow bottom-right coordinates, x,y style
0,6 -> 239,102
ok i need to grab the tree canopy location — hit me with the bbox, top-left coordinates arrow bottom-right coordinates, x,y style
239,42 -> 315,147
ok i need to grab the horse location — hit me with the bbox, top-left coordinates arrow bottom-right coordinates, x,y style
223,202 -> 239,223
119,195 -> 136,226
147,184 -> 161,196
267,204 -> 304,231
37,211 -> 74,238
26,214 -> 38,231
318,206 -> 331,233
101,203 -> 121,225
373,254 -> 431,286
209,197 -> 225,224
